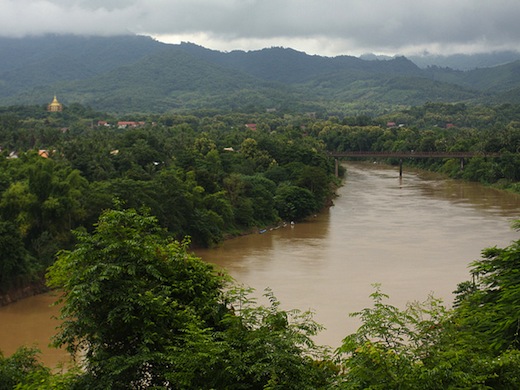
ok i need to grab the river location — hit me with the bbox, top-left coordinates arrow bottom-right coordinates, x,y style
1,163 -> 520,367
196,163 -> 520,348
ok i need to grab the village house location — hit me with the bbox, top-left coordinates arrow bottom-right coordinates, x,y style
38,150 -> 50,158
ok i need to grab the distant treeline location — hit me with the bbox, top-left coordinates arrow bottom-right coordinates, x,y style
314,102 -> 520,186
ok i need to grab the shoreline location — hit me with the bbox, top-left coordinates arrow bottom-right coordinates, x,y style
0,279 -> 49,307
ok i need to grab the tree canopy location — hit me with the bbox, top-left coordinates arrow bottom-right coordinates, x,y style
44,207 -> 333,389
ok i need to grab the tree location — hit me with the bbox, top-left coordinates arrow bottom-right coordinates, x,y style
295,165 -> 331,206
239,138 -> 275,171
335,281 -> 520,389
43,209 -> 334,389
47,207 -> 227,388
240,174 -> 278,225
46,207 -> 335,388
454,226 -> 520,352
274,184 -> 317,221
334,285 -> 452,389
213,287 -> 335,389
0,155 -> 89,265
0,347 -> 47,390
0,220 -> 37,293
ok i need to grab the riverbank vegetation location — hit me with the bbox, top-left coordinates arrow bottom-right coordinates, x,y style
315,102 -> 520,188
0,107 -> 338,300
2,102 -> 520,387
2,207 -> 520,388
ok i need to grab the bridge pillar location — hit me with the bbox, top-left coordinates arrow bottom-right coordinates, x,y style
335,158 -> 339,177
460,158 -> 465,170
399,159 -> 403,177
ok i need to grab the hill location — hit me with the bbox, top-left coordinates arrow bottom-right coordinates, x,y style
0,35 -> 166,97
0,34 -> 519,114
408,51 -> 520,70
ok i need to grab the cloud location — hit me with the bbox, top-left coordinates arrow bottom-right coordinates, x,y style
1,0 -> 520,56
1,0 -> 140,36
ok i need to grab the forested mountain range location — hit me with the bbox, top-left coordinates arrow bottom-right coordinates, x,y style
361,51 -> 520,71
1,34 -> 520,114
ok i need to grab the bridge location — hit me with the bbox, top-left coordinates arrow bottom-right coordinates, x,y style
329,150 -> 502,177
328,151 -> 501,158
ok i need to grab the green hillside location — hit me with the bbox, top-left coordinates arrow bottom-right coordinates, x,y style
0,35 -> 166,97
1,34 -> 519,114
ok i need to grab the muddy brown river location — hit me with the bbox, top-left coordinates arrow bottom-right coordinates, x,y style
1,163 -> 520,367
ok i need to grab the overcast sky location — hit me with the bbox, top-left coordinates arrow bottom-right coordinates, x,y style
2,0 -> 520,57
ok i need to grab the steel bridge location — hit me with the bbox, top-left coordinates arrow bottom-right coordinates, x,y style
329,150 -> 502,177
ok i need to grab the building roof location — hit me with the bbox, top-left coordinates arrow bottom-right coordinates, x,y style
47,95 -> 63,111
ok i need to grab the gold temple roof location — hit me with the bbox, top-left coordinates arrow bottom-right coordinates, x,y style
49,95 -> 60,105
47,95 -> 63,111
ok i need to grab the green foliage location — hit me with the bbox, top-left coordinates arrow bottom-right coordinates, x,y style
47,207 -> 226,388
0,112 -> 337,293
333,283 -> 520,389
274,184 -> 318,221
240,174 -> 278,225
0,155 -> 88,266
335,285 -> 450,389
296,165 -> 332,205
454,235 -> 520,352
0,347 -> 47,390
0,220 -> 37,292
239,138 -> 275,171
213,287 -> 334,389
44,207 -> 335,388
2,103 -> 520,388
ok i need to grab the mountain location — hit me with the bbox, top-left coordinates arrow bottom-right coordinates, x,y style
0,34 -> 519,114
408,51 -> 520,71
178,43 -> 424,83
0,35 -> 166,96
361,51 -> 520,71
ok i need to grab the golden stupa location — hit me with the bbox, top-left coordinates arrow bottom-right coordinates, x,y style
47,95 -> 63,112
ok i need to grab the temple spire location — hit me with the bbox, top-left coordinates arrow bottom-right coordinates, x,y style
47,95 -> 63,112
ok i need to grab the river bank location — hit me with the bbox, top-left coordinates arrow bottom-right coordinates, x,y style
2,162 -> 520,365
197,162 -> 520,348
0,280 -> 49,307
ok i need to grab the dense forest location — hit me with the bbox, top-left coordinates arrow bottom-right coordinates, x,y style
0,104 -> 340,298
2,101 -> 520,388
